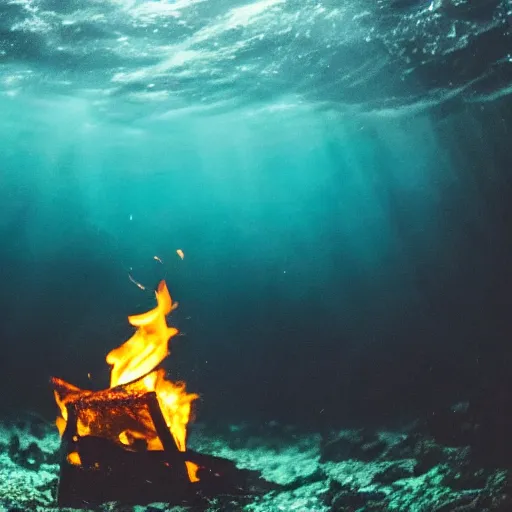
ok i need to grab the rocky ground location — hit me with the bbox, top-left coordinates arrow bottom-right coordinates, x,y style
1,406 -> 511,512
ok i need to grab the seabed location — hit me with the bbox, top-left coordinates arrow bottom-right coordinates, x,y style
1,410 -> 511,512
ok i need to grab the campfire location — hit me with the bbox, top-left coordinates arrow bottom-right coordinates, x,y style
51,280 -> 273,507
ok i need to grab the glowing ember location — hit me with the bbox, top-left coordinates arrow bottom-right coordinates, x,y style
52,280 -> 199,481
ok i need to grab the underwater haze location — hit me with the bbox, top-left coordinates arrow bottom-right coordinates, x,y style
1,0 -> 512,434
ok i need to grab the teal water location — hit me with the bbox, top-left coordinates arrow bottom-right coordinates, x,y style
1,0 -> 511,428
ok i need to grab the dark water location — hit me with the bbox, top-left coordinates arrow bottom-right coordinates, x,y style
1,0 -> 512,432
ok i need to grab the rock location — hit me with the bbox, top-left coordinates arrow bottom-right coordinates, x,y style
28,418 -> 49,440
433,492 -> 480,512
413,438 -> 446,476
8,435 -> 44,471
382,431 -> 422,460
324,480 -> 387,510
321,430 -> 387,463
443,467 -> 488,491
373,462 -> 415,485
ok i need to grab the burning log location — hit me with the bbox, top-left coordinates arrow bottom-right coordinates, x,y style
51,280 -> 276,507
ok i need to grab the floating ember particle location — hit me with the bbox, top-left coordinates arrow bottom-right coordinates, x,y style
128,272 -> 146,290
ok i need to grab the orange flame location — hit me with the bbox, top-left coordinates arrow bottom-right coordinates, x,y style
52,280 -> 199,478
107,281 -> 177,387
